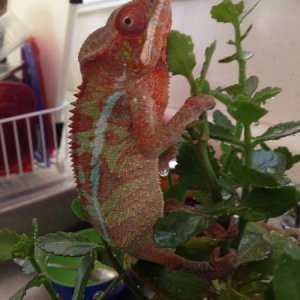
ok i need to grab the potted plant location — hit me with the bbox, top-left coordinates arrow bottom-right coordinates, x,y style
1,0 -> 300,299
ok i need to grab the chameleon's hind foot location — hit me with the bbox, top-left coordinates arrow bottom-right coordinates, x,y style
208,247 -> 237,279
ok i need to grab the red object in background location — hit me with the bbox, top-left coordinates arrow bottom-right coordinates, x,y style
21,37 -> 54,164
0,81 -> 37,175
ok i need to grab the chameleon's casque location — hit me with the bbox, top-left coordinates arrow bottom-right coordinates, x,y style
70,0 -> 235,278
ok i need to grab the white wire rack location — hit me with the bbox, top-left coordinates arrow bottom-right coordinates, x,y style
0,101 -> 69,179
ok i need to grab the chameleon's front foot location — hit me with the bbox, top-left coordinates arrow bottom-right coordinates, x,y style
184,95 -> 216,115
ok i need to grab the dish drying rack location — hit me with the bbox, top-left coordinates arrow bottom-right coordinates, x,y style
0,101 -> 70,179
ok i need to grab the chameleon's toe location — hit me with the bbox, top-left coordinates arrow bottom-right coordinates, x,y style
208,247 -> 237,279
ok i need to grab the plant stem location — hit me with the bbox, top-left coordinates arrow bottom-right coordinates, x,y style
167,172 -> 174,187
29,256 -> 60,300
244,125 -> 253,168
187,127 -> 222,203
95,275 -> 123,300
187,71 -> 222,203
222,123 -> 243,173
234,22 -> 246,86
100,240 -> 148,300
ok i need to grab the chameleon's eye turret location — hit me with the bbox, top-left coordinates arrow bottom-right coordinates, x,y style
116,5 -> 146,36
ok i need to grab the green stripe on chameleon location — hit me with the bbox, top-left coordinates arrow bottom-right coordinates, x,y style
90,91 -> 124,242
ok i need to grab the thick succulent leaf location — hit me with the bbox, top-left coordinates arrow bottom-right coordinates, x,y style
240,186 -> 299,221
9,275 -> 45,300
154,211 -> 211,248
72,251 -> 96,300
213,110 -> 235,132
0,230 -> 20,261
211,0 -> 244,24
71,198 -> 88,222
274,147 -> 295,170
175,143 -> 210,191
231,164 -> 279,188
228,99 -> 267,125
132,260 -> 214,300
176,236 -> 218,261
210,90 -> 231,106
167,30 -> 196,78
209,122 -> 242,146
254,121 -> 300,143
253,87 -> 281,104
164,183 -> 187,203
37,232 -> 100,257
238,232 -> 271,265
244,76 -> 259,96
270,244 -> 300,300
219,53 -> 237,63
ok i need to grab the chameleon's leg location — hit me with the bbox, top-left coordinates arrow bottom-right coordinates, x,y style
132,231 -> 237,279
129,94 -> 215,158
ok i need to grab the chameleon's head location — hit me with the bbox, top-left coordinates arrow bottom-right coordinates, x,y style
79,0 -> 172,77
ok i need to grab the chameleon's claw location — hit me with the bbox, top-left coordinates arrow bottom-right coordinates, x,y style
208,247 -> 237,279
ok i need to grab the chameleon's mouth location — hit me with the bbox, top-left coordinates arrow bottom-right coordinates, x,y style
140,0 -> 171,66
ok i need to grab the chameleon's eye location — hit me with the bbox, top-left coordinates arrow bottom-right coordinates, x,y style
116,5 -> 146,36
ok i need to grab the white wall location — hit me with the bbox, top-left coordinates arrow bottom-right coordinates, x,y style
7,0 -> 71,107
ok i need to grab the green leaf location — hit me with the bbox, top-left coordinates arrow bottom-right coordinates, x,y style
209,122 -> 242,146
252,150 -> 286,179
228,98 -> 267,125
211,0 -> 244,24
175,143 -> 210,191
37,232 -> 100,257
164,183 -> 187,203
271,245 -> 300,300
72,251 -> 96,300
254,121 -> 300,143
231,164 -> 279,188
210,90 -> 231,106
176,236 -> 218,261
154,211 -> 211,248
133,260 -> 214,300
0,230 -> 20,262
241,186 -> 299,221
72,198 -> 88,222
213,110 -> 235,132
218,288 -> 247,300
275,147 -> 295,170
241,24 -> 253,41
238,232 -> 271,265
9,275 -> 45,300
11,234 -> 31,259
167,30 -> 196,79
219,53 -> 237,63
253,87 -> 282,104
224,83 -> 243,96
244,76 -> 259,96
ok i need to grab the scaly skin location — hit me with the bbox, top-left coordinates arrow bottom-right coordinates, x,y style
70,0 -> 236,278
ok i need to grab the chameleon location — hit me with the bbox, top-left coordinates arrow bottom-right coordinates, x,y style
70,0 -> 236,278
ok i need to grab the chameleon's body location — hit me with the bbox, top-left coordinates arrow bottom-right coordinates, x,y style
70,0 -> 235,278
